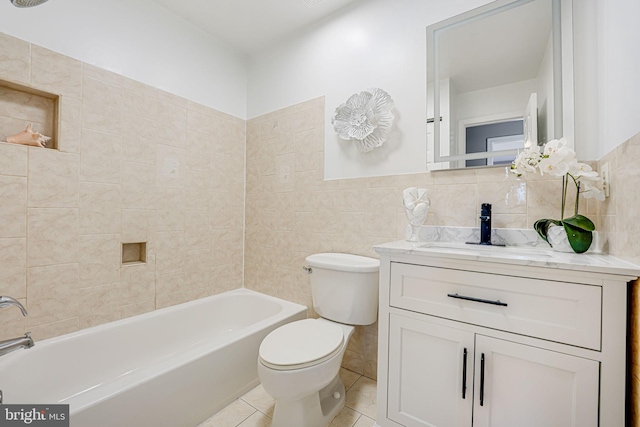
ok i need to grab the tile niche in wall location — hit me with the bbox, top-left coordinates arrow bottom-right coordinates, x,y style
0,79 -> 59,150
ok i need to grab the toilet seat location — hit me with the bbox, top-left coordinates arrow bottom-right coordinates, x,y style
259,319 -> 344,371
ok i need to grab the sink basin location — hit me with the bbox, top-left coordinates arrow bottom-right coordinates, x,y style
418,242 -> 554,258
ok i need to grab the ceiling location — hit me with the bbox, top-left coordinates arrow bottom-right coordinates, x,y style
151,0 -> 360,55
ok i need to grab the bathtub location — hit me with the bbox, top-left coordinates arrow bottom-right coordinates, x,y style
0,289 -> 307,427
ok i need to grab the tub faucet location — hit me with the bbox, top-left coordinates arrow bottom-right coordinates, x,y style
0,296 -> 28,316
479,203 -> 492,245
0,296 -> 34,357
0,333 -> 34,357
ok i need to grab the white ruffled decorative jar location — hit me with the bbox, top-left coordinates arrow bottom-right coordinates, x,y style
402,187 -> 430,242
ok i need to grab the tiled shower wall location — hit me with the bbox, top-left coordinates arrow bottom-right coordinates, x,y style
244,96 -> 598,380
0,32 -> 245,341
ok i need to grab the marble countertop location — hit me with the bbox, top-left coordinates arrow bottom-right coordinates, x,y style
375,237 -> 640,278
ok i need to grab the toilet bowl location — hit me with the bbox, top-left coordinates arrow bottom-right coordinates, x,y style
257,253 -> 379,427
258,319 -> 354,427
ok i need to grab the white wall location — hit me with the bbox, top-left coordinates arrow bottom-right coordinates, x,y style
248,0 -> 640,178
248,0 -> 491,179
595,0 -> 640,158
0,0 -> 248,118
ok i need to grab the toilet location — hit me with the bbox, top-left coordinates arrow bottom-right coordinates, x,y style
257,253 -> 380,427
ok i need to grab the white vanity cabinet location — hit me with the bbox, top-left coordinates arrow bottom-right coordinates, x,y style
375,243 -> 639,427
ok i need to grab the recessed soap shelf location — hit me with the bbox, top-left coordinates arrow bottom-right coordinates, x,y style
122,242 -> 146,265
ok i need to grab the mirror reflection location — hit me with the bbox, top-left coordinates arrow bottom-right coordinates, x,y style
427,0 -> 573,170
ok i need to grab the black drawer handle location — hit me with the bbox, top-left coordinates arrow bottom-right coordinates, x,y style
462,347 -> 468,399
447,293 -> 508,307
480,353 -> 486,406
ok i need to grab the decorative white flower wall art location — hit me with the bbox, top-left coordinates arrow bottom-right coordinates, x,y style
331,88 -> 395,153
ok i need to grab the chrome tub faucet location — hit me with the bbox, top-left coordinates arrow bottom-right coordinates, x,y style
0,296 -> 28,316
0,295 -> 35,357
0,333 -> 34,357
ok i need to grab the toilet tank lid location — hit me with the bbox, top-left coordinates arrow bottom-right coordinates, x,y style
305,253 -> 379,273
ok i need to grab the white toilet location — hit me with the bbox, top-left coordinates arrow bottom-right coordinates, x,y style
257,253 -> 380,427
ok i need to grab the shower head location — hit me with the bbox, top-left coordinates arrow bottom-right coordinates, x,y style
10,0 -> 49,7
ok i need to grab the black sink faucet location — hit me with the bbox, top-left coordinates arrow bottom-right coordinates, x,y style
479,203 -> 492,245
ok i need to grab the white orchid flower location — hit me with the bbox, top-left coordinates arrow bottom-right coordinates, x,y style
543,137 -> 571,159
581,181 -> 606,201
510,146 -> 542,176
570,163 -> 600,182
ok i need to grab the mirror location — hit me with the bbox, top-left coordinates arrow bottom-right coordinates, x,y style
427,0 -> 574,170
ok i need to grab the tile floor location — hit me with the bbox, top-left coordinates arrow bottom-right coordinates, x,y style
197,368 -> 377,427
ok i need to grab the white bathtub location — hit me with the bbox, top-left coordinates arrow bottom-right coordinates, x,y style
0,289 -> 307,427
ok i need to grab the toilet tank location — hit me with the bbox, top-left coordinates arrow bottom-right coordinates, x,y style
305,253 -> 380,325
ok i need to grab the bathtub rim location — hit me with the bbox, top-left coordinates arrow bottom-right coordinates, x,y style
0,288 -> 308,415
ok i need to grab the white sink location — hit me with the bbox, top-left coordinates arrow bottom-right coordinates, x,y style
419,242 -> 554,258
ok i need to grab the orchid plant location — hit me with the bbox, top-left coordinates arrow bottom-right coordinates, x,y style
511,138 -> 605,253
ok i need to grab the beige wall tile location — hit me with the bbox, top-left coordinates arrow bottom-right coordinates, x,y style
186,130 -> 214,172
80,129 -> 122,183
31,45 -> 82,100
0,32 -> 30,85
156,271 -> 186,308
119,257 -> 156,302
430,183 -> 478,226
27,207 -> 78,267
82,76 -> 123,134
0,237 -> 26,297
83,63 -> 124,87
476,181 -> 527,215
158,90 -> 188,109
0,175 -> 27,238
156,100 -> 187,148
78,283 -> 121,328
79,182 -> 121,235
78,234 -> 121,288
122,114 -> 157,165
526,179 -> 565,225
121,160 -> 155,208
185,210 -> 211,250
122,78 -> 159,120
156,144 -> 186,189
28,148 -> 79,208
122,209 -> 155,243
155,230 -> 185,275
58,96 -> 82,154
0,141 -> 27,176
26,262 -> 79,327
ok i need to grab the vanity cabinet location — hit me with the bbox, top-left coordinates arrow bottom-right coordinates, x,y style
388,314 -> 598,427
375,245 -> 638,427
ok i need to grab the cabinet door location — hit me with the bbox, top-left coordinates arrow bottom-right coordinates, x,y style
473,335 -> 599,427
388,314 -> 474,427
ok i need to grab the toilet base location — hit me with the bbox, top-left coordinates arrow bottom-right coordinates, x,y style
271,373 -> 346,427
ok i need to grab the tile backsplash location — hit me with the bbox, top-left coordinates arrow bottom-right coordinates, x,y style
244,96 -> 606,380
0,32 -> 245,341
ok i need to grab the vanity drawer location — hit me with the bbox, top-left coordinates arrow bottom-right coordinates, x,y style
389,262 -> 602,350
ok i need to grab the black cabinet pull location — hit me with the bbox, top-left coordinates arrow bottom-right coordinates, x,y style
447,293 -> 508,307
462,348 -> 468,399
480,353 -> 486,406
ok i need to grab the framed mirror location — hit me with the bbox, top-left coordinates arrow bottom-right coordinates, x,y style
427,0 -> 574,170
